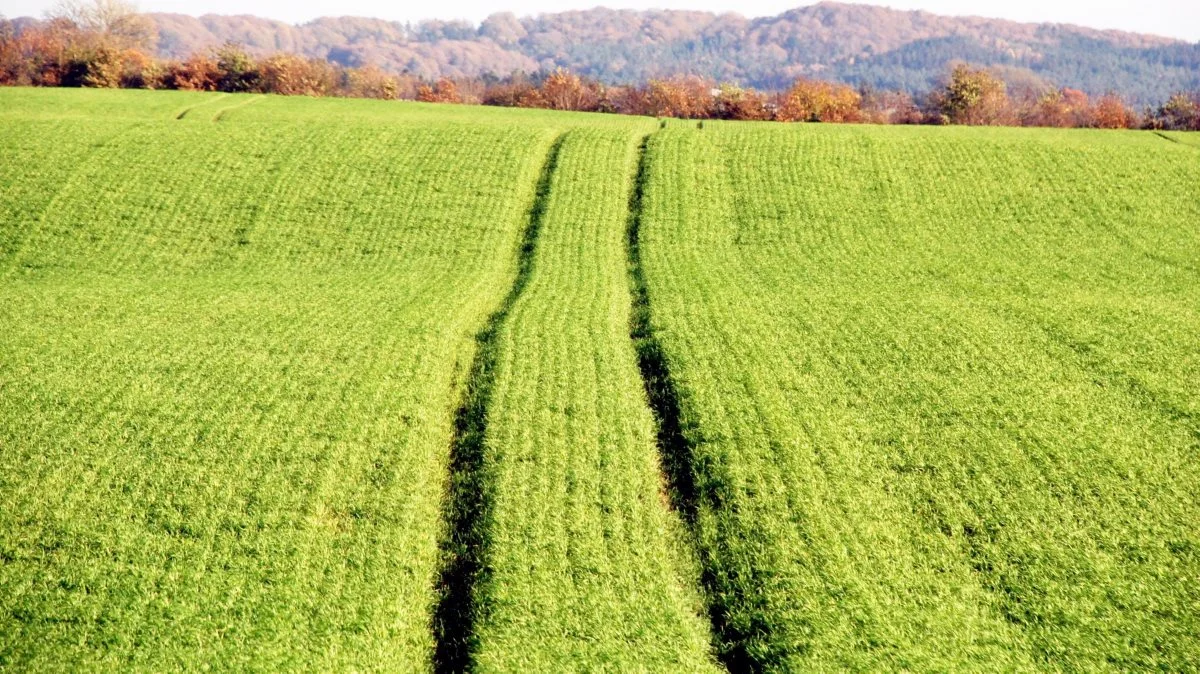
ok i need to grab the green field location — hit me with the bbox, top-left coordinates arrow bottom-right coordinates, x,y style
1,88 -> 1198,671
642,124 -> 1200,670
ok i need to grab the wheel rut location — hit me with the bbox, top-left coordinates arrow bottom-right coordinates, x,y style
625,131 -> 757,672
431,131 -> 567,673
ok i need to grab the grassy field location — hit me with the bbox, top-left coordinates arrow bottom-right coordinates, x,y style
469,127 -> 717,671
640,122 -> 1200,670
1,88 -> 1198,671
1159,130 -> 1200,148
0,89 -> 564,669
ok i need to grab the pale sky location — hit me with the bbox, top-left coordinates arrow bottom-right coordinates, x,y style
4,0 -> 1198,42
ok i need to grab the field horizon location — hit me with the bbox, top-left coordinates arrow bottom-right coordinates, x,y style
2,87 -> 1198,671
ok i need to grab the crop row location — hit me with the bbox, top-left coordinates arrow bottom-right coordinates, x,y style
2,89 -> 1197,671
637,122 -> 1200,670
0,110 -> 560,669
465,126 -> 718,671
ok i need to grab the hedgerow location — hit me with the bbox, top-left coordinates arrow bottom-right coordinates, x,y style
5,7 -> 1200,129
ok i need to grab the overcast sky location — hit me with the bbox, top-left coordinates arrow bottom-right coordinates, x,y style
5,0 -> 1198,42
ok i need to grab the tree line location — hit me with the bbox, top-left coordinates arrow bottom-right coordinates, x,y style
123,7 -> 1200,105
3,2 -> 1198,131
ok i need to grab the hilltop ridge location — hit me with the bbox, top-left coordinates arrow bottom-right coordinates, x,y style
134,2 -> 1199,103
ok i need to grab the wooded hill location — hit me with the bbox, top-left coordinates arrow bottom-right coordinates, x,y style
128,3 -> 1200,104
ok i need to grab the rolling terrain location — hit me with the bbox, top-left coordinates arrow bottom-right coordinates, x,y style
133,3 -> 1200,103
1,88 -> 1197,671
640,122 -> 1200,669
1,89 -> 563,668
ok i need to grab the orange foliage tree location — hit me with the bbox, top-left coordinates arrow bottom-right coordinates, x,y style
712,83 -> 772,121
116,46 -> 156,87
161,54 -> 219,90
416,77 -> 461,103
257,53 -> 336,96
643,75 -> 714,118
1025,88 -> 1093,128
1092,94 -> 1137,129
776,78 -> 862,123
343,64 -> 406,100
0,18 -> 78,86
536,68 -> 601,111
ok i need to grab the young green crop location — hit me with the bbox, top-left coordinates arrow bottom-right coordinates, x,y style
0,92 -> 562,670
3,87 -> 1197,671
469,127 -> 718,671
638,122 -> 1200,670
1157,130 -> 1200,147
0,88 -> 221,122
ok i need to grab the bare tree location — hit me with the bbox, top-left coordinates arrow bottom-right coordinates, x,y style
47,0 -> 155,50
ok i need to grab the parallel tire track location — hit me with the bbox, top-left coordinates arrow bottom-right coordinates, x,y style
626,133 -> 702,523
212,95 -> 265,122
625,132 -> 751,672
432,132 -> 567,674
174,93 -> 229,120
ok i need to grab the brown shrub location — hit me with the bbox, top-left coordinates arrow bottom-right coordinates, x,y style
1152,92 -> 1200,131
416,77 -> 461,103
481,78 -> 538,107
258,53 -> 336,96
538,68 -> 600,111
1092,94 -> 1137,129
643,76 -> 714,119
343,64 -> 403,100
712,83 -> 772,121
776,78 -> 862,123
161,54 -> 219,91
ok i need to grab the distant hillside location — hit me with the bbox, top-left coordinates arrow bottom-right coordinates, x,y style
145,2 -> 1200,104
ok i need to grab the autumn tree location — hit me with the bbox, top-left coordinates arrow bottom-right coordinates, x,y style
712,83 -> 772,121
1025,88 -> 1092,128
537,68 -> 600,111
1092,94 -> 1137,129
11,0 -> 155,88
935,64 -> 1014,126
161,54 -> 219,90
258,53 -> 335,96
416,77 -> 461,103
116,45 -> 155,87
776,78 -> 862,123
343,64 -> 403,99
0,18 -> 75,85
1151,93 -> 1200,131
643,76 -> 714,118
